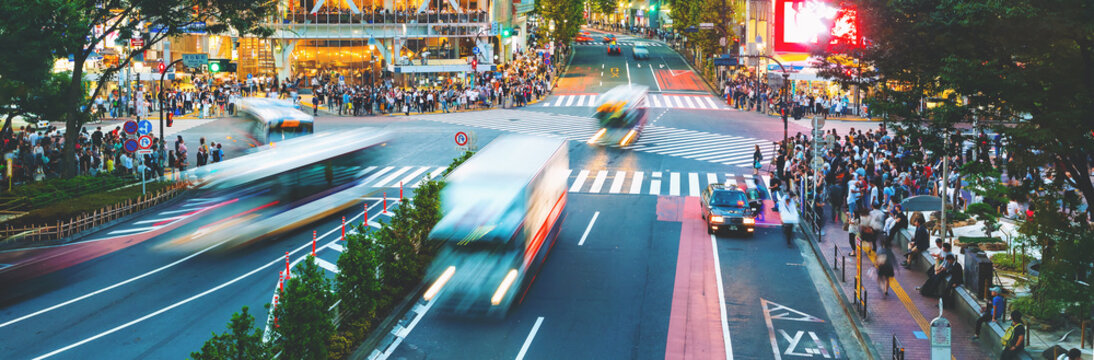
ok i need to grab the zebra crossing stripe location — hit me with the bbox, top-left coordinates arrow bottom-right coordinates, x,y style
688,173 -> 701,196
650,172 -> 663,195
554,96 -> 565,106
609,171 -> 626,193
683,97 -> 700,109
651,95 -> 662,107
329,243 -> 345,252
669,173 -> 681,196
570,170 -> 590,192
630,171 -> 644,194
761,175 -> 772,190
589,95 -> 598,105
726,174 -> 737,188
704,97 -> 720,108
575,96 -> 586,107
362,166 -> 395,186
589,170 -> 609,193
397,166 -> 431,189
315,257 -> 339,273
707,173 -> 719,187
413,167 -> 446,187
564,96 -> 577,106
357,165 -> 379,177
372,166 -> 413,188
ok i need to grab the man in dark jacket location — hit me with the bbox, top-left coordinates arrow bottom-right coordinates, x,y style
904,216 -> 930,268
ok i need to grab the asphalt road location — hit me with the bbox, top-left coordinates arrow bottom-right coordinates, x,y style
0,30 -> 871,359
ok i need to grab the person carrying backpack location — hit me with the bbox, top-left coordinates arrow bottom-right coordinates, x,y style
1000,310 -> 1026,359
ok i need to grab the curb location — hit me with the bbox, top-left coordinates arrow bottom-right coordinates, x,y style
800,219 -> 884,360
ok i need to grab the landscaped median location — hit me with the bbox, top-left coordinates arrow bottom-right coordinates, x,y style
191,151 -> 474,360
1,174 -> 189,245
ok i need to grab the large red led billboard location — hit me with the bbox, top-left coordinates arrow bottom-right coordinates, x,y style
774,0 -> 860,53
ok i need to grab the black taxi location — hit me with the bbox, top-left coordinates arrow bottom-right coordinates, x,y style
700,184 -> 756,235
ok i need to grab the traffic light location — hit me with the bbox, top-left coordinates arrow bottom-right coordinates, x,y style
157,62 -> 166,74
166,111 -> 174,127
208,59 -> 230,73
650,4 -> 656,11
502,28 -> 511,37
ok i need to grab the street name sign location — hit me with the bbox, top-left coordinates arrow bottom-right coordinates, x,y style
182,53 -> 208,68
699,23 -> 714,30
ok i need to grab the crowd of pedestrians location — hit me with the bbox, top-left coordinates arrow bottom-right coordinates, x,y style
0,124 -> 225,185
723,77 -> 865,118
303,49 -> 556,116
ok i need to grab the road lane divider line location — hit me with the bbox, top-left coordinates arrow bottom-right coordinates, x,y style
31,200 -> 387,359
515,317 -> 545,360
133,216 -> 186,225
577,212 -> 601,246
710,234 -> 735,360
106,226 -> 163,235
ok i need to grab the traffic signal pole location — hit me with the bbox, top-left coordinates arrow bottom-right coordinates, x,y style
733,55 -> 792,154
159,58 -> 185,147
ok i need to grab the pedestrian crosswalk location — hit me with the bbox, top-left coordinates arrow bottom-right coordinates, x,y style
417,109 -> 776,167
566,169 -> 770,197
542,94 -> 729,110
578,41 -> 664,47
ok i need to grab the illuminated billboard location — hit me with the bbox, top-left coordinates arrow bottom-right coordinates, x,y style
774,0 -> 860,53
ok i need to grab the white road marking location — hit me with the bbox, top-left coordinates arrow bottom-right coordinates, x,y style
683,96 -> 698,109
413,167 -> 446,187
133,216 -> 186,225
396,166 -> 431,189
314,257 -> 339,273
710,234 -> 735,360
107,226 -> 161,235
577,212 -> 600,246
575,95 -> 585,107
669,172 -> 681,196
629,171 -> 644,194
30,201 -> 380,359
689,173 -> 700,196
626,61 -> 632,85
328,243 -> 345,252
515,317 -> 545,360
589,170 -> 608,193
569,170 -> 590,192
371,166 -> 413,188
608,171 -> 626,193
564,96 -> 576,106
650,95 -> 662,107
554,96 -> 565,106
650,66 -> 661,91
650,172 -> 663,195
707,173 -> 719,187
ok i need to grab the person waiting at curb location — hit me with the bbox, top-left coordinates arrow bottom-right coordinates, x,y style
973,286 -> 1006,340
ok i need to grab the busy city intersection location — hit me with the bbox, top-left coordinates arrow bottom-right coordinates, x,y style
2,0 -> 1092,360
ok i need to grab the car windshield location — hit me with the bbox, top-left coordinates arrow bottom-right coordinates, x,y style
711,191 -> 747,207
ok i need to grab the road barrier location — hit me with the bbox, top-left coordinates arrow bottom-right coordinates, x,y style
0,180 -> 188,242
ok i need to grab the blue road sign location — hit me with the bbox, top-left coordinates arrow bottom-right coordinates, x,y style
124,139 -> 139,153
123,120 -> 138,135
473,46 -> 480,54
137,120 -> 153,135
247,73 -> 253,80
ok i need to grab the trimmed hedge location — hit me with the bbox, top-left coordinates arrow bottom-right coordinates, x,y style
5,181 -> 178,228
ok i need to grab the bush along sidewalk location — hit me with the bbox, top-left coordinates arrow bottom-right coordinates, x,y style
193,151 -> 473,360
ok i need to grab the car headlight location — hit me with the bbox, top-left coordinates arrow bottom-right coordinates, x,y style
743,217 -> 755,225
710,216 -> 724,223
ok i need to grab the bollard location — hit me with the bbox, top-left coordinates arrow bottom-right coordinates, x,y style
400,181 -> 403,200
383,192 -> 388,213
285,252 -> 291,280
1082,320 -> 1087,349
834,243 -> 839,269
341,216 -> 346,240
862,290 -> 868,319
842,256 -> 846,283
312,230 -> 317,256
278,272 -> 284,292
853,277 -> 859,304
363,203 -> 368,227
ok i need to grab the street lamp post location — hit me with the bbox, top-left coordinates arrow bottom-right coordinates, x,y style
737,54 -> 792,154
159,58 -> 185,146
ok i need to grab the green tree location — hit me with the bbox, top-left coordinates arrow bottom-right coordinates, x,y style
819,0 -> 1094,320
269,256 -> 335,360
190,306 -> 270,360
336,226 -> 383,319
537,0 -> 585,43
0,0 -> 276,178
665,0 -> 739,62
588,0 -> 616,15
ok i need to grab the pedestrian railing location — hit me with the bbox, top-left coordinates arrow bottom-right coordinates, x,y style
891,334 -> 905,359
0,181 -> 189,243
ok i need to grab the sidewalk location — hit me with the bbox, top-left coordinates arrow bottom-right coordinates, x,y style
295,93 -> 551,118
812,217 -> 996,359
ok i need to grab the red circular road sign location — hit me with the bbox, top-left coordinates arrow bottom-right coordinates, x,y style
138,135 -> 154,150
123,120 -> 139,135
454,132 -> 468,146
123,138 -> 139,153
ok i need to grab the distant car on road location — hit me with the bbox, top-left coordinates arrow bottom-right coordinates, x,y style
701,184 -> 756,235
607,43 -> 622,55
603,34 -> 616,42
575,33 -> 593,43
633,43 -> 649,60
